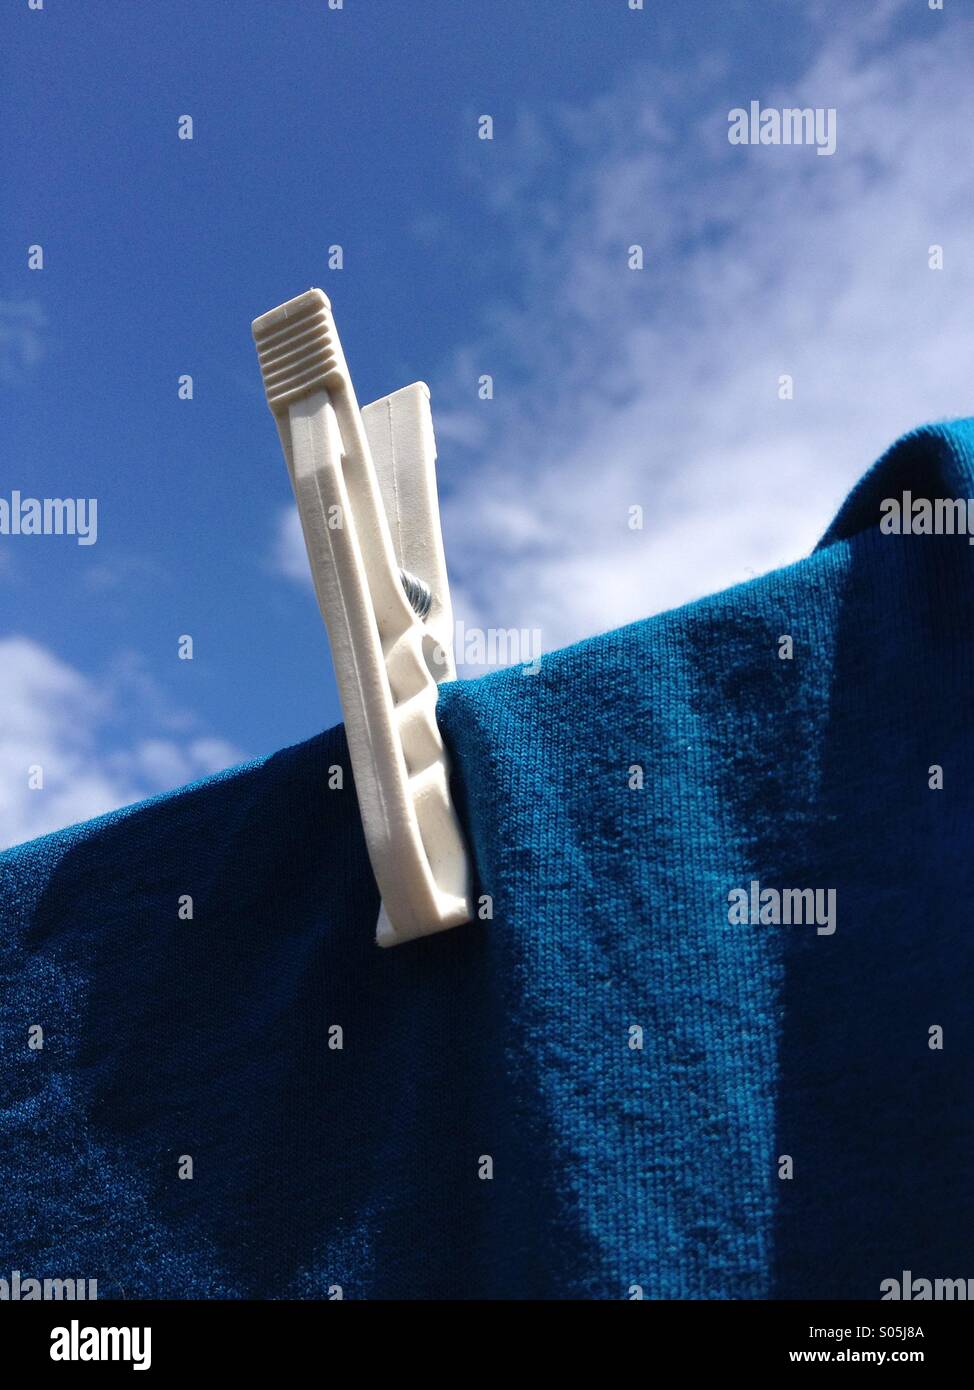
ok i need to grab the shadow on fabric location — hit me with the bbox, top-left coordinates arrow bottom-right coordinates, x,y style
9,724 -> 587,1298
772,425 -> 974,1298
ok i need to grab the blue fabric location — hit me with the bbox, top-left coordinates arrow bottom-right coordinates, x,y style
2,419 -> 973,1299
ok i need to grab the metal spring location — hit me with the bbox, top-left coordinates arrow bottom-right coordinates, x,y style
399,567 -> 433,621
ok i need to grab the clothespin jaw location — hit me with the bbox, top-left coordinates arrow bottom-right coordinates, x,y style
252,288 -> 473,947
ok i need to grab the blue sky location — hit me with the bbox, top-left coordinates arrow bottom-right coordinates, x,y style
2,0 -> 971,845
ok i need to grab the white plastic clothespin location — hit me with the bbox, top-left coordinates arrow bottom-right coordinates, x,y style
252,288 -> 473,947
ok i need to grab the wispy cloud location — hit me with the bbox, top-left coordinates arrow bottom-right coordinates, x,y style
431,7 -> 974,659
272,505 -> 311,585
0,637 -> 244,850
0,299 -> 46,387
272,7 -> 972,670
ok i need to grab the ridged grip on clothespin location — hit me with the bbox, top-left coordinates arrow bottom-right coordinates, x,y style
252,289 -> 473,946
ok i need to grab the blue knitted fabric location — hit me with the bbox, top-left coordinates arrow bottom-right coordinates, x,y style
2,420 -> 973,1300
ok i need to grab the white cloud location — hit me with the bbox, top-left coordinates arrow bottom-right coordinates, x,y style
126,736 -> 243,790
0,637 -> 245,850
0,299 -> 46,386
274,6 -> 974,671
273,505 -> 311,584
